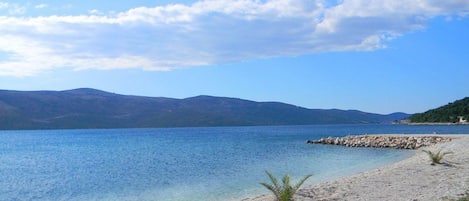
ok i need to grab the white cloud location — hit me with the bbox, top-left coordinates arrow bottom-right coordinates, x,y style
8,6 -> 25,15
88,9 -> 104,15
0,0 -> 467,76
0,2 -> 8,9
35,4 -> 48,9
0,2 -> 27,15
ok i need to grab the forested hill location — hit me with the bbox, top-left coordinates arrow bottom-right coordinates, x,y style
409,97 -> 469,123
0,88 -> 410,129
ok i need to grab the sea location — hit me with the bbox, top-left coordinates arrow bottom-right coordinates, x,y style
0,124 -> 468,201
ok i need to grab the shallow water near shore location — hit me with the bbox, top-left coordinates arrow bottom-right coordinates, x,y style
0,124 -> 468,201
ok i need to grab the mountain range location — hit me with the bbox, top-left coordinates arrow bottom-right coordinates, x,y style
0,88 -> 410,129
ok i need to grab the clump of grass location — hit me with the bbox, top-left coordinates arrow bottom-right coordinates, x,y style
422,149 -> 453,165
260,171 -> 312,201
442,194 -> 469,201
455,190 -> 469,201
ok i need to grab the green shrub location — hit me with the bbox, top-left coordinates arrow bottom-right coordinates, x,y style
260,171 -> 312,201
422,149 -> 453,165
443,195 -> 469,201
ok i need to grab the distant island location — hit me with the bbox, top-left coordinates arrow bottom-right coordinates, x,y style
407,97 -> 469,124
0,88 -> 410,130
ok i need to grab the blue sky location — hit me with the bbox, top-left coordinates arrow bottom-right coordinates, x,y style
0,0 -> 468,114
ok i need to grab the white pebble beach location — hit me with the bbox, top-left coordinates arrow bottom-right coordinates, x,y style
243,134 -> 469,201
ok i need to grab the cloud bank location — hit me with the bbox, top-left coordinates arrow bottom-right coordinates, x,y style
0,0 -> 467,76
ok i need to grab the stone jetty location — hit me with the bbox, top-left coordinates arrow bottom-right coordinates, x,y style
307,135 -> 453,149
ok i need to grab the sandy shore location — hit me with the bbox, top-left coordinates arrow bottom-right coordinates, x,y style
243,134 -> 469,201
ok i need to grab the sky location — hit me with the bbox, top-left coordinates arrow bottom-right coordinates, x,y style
0,0 -> 468,114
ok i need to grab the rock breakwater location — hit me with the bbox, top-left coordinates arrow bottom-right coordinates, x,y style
307,135 -> 453,149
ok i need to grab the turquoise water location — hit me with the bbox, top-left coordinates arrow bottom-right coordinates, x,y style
0,124 -> 468,201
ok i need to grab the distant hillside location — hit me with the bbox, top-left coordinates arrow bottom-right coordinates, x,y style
409,97 -> 469,123
0,88 -> 410,129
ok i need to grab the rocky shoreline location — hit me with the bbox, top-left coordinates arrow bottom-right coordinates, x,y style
307,135 -> 453,149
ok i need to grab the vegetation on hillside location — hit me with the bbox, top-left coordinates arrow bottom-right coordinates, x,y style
409,97 -> 469,123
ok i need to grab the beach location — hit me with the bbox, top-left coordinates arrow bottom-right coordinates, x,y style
244,134 -> 469,201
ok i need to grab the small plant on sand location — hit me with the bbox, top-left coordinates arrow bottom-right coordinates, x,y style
422,149 -> 453,165
260,171 -> 312,201
454,190 -> 469,201
442,193 -> 469,201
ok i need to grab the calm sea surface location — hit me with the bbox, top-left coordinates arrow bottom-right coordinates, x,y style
0,124 -> 468,201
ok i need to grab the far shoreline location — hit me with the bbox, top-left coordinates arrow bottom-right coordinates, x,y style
243,134 -> 469,201
399,122 -> 469,126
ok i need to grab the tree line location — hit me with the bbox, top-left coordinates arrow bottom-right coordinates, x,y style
409,97 -> 469,123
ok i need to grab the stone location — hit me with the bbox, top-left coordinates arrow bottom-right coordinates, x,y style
307,135 -> 452,150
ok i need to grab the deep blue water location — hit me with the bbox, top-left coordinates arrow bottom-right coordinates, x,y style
0,124 -> 468,201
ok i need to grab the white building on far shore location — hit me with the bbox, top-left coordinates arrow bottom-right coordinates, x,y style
458,116 -> 467,123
